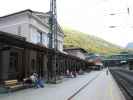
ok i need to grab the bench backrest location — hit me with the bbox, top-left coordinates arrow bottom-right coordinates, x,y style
5,80 -> 18,86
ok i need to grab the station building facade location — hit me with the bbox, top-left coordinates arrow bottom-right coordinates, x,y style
0,10 -> 93,84
64,47 -> 88,60
0,9 -> 64,51
0,9 -> 64,83
0,32 -> 92,83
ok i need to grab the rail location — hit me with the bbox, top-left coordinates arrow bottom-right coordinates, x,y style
110,68 -> 133,100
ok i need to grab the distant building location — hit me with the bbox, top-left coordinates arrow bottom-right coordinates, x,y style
86,53 -> 100,61
86,53 -> 103,68
0,9 -> 64,51
103,53 -> 133,67
64,47 -> 88,60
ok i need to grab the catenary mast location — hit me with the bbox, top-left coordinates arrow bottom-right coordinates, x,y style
49,0 -> 58,50
48,0 -> 58,82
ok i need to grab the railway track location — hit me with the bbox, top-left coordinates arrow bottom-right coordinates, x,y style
110,68 -> 133,100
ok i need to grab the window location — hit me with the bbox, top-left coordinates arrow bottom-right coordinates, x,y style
37,31 -> 42,44
31,30 -> 49,47
42,33 -> 48,47
31,32 -> 38,44
31,30 -> 42,44
57,40 -> 63,51
18,25 -> 21,35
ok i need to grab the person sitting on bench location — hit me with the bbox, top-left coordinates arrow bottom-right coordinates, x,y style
30,73 -> 38,88
37,77 -> 44,88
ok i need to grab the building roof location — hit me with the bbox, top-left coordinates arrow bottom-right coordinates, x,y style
0,9 -> 32,19
0,9 -> 64,34
0,9 -> 50,19
64,47 -> 88,53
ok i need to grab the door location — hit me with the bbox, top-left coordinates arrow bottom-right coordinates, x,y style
8,52 -> 19,79
37,53 -> 44,77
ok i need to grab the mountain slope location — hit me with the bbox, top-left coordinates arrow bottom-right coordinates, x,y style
63,28 -> 124,55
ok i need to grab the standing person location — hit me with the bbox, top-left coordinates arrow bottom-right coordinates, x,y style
73,71 -> 77,78
106,67 -> 109,76
66,69 -> 70,77
70,71 -> 74,78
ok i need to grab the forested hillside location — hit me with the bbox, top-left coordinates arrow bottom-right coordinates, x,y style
63,28 -> 124,55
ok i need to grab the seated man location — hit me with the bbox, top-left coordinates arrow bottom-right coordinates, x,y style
37,77 -> 44,88
30,73 -> 38,88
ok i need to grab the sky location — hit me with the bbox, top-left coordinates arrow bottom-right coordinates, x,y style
0,0 -> 133,47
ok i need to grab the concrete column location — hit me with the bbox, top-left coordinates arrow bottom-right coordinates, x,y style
43,54 -> 48,80
1,50 -> 10,80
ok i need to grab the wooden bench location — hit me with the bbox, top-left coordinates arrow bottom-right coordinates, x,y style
4,80 -> 23,92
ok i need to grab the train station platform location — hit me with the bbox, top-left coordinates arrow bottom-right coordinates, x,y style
0,69 -> 125,100
72,69 -> 125,100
